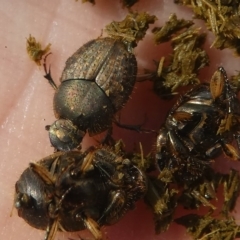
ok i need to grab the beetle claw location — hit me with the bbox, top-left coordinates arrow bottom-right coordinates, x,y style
43,52 -> 57,90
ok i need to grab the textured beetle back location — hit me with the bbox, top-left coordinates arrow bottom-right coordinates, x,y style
60,37 -> 137,112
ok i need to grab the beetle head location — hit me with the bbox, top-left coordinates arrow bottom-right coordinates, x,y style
14,168 -> 51,230
47,119 -> 85,151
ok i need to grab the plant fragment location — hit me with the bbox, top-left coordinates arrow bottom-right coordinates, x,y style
145,176 -> 178,233
105,11 -> 157,47
26,34 -> 51,66
175,214 -> 240,240
217,169 -> 240,216
152,14 -> 209,93
175,0 -> 240,55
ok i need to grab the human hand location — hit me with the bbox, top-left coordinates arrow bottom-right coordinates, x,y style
1,1 -> 240,240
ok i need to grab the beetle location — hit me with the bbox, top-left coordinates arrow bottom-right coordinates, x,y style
43,37 -> 137,151
156,67 -> 240,184
14,147 -> 147,240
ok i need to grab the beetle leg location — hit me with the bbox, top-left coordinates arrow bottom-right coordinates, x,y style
210,67 -> 225,100
79,151 -> 95,174
217,114 -> 234,135
205,143 -> 222,158
113,116 -> 157,134
82,215 -> 103,240
73,150 -> 116,182
220,141 -> 240,161
99,127 -> 116,146
92,161 -> 123,189
29,162 -> 55,185
234,132 -> 240,152
45,218 -> 59,240
217,67 -> 238,116
144,177 -> 177,233
75,150 -> 116,180
97,190 -> 126,225
43,53 -> 58,90
49,156 -> 61,176
191,189 -> 216,210
156,127 -> 171,168
168,130 -> 189,156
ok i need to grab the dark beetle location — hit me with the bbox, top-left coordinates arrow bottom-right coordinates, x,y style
44,37 -> 137,151
156,67 -> 240,183
14,147 -> 147,240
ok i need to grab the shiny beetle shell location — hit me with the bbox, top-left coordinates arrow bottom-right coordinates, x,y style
156,67 -> 240,183
48,38 -> 137,151
14,148 -> 147,240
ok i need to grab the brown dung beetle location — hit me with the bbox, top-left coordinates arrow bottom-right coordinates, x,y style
14,147 -> 147,240
156,67 -> 240,184
44,37 -> 137,151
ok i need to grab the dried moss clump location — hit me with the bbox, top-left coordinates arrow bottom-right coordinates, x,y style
175,169 -> 240,239
176,214 -> 240,240
26,34 -> 51,66
152,14 -> 209,94
175,0 -> 240,55
105,11 -> 157,47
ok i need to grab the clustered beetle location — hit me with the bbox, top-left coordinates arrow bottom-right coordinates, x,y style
156,67 -> 240,183
44,37 -> 137,151
14,147 -> 147,240
16,23 -> 240,239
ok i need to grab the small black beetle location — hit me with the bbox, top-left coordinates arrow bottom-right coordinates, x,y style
14,147 -> 147,240
156,67 -> 240,183
44,37 -> 137,151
